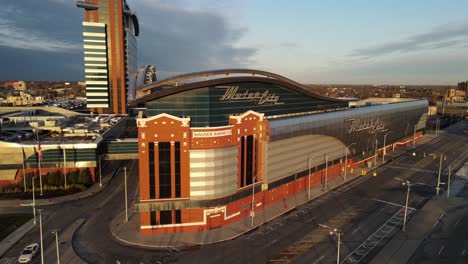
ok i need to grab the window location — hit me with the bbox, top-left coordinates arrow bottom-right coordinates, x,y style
159,142 -> 171,198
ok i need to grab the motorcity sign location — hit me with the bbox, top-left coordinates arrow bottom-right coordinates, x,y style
345,118 -> 387,134
217,85 -> 283,105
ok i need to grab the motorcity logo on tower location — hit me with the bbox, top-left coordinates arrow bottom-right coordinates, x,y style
345,118 -> 387,134
217,86 -> 284,105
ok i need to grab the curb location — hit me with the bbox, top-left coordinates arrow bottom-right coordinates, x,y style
0,218 -> 36,258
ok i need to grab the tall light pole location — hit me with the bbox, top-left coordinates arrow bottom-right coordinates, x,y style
32,176 -> 37,225
447,165 -> 451,199
308,153 -> 319,199
395,178 -> 425,232
344,143 -> 356,182
436,153 -> 443,196
52,229 -> 60,264
20,137 -> 26,192
124,166 -> 128,223
413,124 -> 417,149
435,118 -> 440,135
382,131 -> 392,163
324,154 -> 328,190
38,209 -> 44,264
374,138 -> 379,166
98,154 -> 103,187
319,224 -> 342,264
62,144 -> 67,189
251,176 -> 257,227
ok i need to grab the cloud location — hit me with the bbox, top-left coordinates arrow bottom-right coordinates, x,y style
0,18 -> 80,53
351,21 -> 468,58
136,2 -> 257,78
0,1 -> 83,80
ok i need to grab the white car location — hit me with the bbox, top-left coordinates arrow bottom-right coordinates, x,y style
18,243 -> 39,263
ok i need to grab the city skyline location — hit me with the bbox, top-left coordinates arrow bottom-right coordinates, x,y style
1,0 -> 468,85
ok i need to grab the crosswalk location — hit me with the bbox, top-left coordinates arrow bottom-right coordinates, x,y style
386,164 -> 448,176
341,207 -> 416,264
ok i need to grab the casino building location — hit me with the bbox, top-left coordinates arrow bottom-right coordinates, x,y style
130,69 -> 428,234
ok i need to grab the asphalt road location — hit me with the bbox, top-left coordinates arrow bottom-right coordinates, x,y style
0,120 -> 467,264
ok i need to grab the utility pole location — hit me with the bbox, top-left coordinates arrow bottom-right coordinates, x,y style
63,145 -> 67,189
436,154 -> 443,196
251,176 -> 257,227
52,229 -> 60,264
32,176 -> 36,225
344,143 -> 356,182
38,209 -> 44,264
324,154 -> 328,190
124,166 -> 128,223
447,165 -> 451,199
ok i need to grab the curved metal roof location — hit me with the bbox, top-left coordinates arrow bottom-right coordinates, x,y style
130,69 -> 349,107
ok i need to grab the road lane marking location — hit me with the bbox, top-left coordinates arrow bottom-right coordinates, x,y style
352,226 -> 361,234
264,239 -> 278,248
312,255 -> 324,264
373,198 -> 416,210
438,245 -> 445,255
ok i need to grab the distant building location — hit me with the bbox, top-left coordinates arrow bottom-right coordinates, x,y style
7,91 -> 34,106
76,0 -> 140,114
444,88 -> 466,103
5,81 -> 26,91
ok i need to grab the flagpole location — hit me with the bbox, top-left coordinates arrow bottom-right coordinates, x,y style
21,139 -> 26,192
63,144 -> 67,189
36,133 -> 43,196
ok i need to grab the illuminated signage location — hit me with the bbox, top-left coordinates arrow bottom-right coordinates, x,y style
218,86 -> 283,105
192,129 -> 232,138
345,118 -> 387,134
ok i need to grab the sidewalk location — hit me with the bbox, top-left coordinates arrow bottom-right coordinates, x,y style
110,132 -> 441,248
371,196 -> 466,264
111,169 -> 363,248
0,161 -> 116,259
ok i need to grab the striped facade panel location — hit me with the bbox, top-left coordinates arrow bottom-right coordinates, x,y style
189,146 -> 238,200
83,22 -> 110,108
266,135 -> 346,182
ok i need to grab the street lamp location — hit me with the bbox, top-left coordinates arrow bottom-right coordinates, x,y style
394,178 -> 425,232
436,153 -> 443,196
124,166 -> 128,223
319,224 -> 342,264
251,176 -> 257,227
62,144 -> 67,189
20,137 -> 26,192
98,154 -> 104,187
382,131 -> 392,163
324,154 -> 329,190
37,209 -> 44,264
308,153 -> 319,199
344,143 -> 356,182
32,176 -> 37,225
435,118 -> 441,136
51,229 -> 60,264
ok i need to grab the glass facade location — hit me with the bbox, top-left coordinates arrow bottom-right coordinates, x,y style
144,82 -> 348,127
83,22 -> 110,108
269,100 -> 428,158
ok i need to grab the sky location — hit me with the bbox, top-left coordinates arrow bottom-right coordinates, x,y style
1,0 -> 468,85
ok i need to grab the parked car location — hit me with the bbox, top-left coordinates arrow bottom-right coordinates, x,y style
18,243 -> 39,263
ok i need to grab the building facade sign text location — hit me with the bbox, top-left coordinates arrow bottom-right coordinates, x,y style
218,86 -> 283,105
192,129 -> 232,138
345,118 -> 387,134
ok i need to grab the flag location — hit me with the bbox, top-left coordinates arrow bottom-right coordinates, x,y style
37,142 -> 43,162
